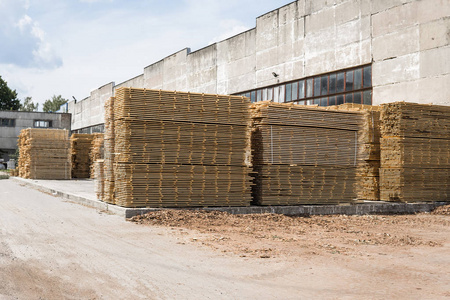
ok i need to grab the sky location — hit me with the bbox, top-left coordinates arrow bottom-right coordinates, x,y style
0,0 -> 294,108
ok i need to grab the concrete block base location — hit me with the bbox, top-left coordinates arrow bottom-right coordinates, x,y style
11,177 -> 448,220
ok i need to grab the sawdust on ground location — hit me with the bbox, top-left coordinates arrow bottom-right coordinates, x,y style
130,205 -> 450,259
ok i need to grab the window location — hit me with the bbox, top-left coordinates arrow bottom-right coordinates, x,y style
329,74 -> 336,94
306,79 -> 313,98
320,76 -> 328,95
336,72 -> 345,93
285,83 -> 292,102
292,81 -> 299,100
34,120 -> 52,128
250,91 -> 256,103
345,70 -> 354,91
235,64 -> 372,106
0,119 -> 15,127
298,80 -> 304,99
363,66 -> 372,88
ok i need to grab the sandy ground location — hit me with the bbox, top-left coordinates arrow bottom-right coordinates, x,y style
0,178 -> 449,299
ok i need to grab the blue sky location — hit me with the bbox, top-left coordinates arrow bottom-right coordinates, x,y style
0,0 -> 293,108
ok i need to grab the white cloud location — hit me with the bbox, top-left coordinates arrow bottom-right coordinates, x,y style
0,1 -> 61,69
16,14 -> 33,31
0,0 -> 294,107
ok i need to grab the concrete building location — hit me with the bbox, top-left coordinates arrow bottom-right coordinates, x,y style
0,111 -> 71,160
69,0 -> 450,132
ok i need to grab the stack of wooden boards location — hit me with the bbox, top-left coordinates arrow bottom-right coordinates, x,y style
379,102 -> 450,202
17,128 -> 71,179
71,134 -> 95,178
250,101 -> 364,205
94,159 -> 104,200
327,104 -> 381,200
103,97 -> 116,204
104,88 -> 252,207
89,133 -> 104,178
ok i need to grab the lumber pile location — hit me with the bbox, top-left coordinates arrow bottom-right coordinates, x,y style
94,159 -> 104,200
379,102 -> 450,202
71,134 -> 95,178
105,88 -> 252,208
103,97 -> 116,204
251,101 -> 364,205
17,128 -> 71,179
328,104 -> 381,200
89,133 -> 104,178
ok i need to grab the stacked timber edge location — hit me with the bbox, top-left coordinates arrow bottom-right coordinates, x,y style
89,133 -> 104,179
94,159 -> 105,200
17,128 -> 71,179
103,97 -> 116,204
71,133 -> 95,178
105,87 -> 252,208
250,101 -> 365,205
327,104 -> 381,201
379,102 -> 450,202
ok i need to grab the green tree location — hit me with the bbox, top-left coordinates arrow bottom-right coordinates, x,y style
20,96 -> 39,112
43,95 -> 68,112
0,76 -> 20,111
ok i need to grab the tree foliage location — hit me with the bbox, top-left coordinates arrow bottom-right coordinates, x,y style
43,95 -> 68,112
0,76 -> 20,111
20,96 -> 39,112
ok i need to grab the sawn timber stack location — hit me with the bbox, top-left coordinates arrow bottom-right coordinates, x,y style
106,88 -> 252,208
89,133 -> 104,178
327,104 -> 381,200
251,101 -> 365,205
71,133 -> 95,178
379,102 -> 450,202
17,128 -> 71,179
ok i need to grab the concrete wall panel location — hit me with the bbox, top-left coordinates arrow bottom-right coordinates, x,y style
420,45 -> 450,78
372,25 -> 420,61
372,1 -> 418,37
335,0 -> 361,25
373,80 -> 420,104
335,38 -> 372,70
305,0 -> 335,15
373,53 -> 420,86
144,60 -> 164,89
256,10 -> 279,50
371,0 -> 414,14
420,18 -> 450,51
116,74 -> 144,89
305,7 -> 335,32
417,0 -> 450,24
417,74 -> 450,105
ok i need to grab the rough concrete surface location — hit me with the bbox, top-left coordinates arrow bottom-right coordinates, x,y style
10,177 -> 448,220
1,178 -> 449,299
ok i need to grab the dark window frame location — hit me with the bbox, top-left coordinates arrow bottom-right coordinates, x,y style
0,118 -> 15,127
236,64 -> 372,107
33,120 -> 53,128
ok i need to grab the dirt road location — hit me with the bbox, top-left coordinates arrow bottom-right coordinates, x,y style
0,179 -> 449,299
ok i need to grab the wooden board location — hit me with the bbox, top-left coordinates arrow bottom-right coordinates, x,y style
103,90 -> 253,207
94,159 -> 104,200
114,163 -> 252,208
71,133 -> 95,178
250,102 -> 363,205
252,165 -> 356,205
89,133 -> 104,178
379,102 -> 450,202
17,128 -> 71,179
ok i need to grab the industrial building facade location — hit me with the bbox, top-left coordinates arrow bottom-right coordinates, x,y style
69,0 -> 450,132
0,111 -> 71,160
